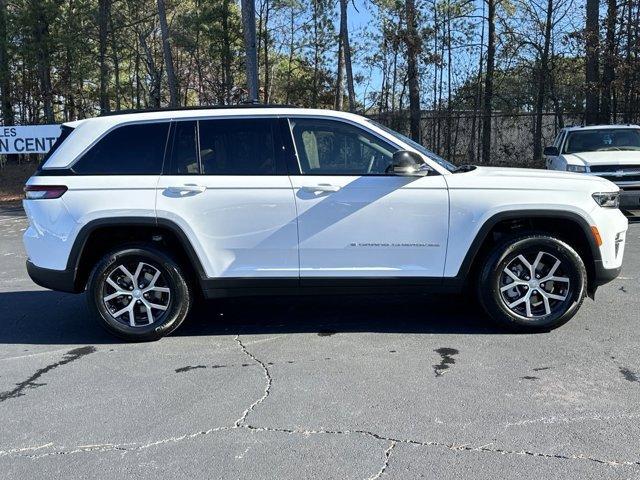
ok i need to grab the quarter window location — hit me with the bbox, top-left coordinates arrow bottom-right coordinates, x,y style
169,121 -> 199,175
73,123 -> 169,175
289,118 -> 396,175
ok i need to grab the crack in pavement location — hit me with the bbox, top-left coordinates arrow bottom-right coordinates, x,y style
0,346 -> 96,402
368,441 -> 396,479
233,334 -> 273,427
2,337 -> 640,470
7,424 -> 640,468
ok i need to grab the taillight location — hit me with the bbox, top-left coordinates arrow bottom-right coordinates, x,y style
24,185 -> 68,200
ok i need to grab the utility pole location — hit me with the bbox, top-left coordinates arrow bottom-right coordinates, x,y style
241,0 -> 259,103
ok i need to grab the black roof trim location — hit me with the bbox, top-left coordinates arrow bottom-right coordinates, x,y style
98,103 -> 298,117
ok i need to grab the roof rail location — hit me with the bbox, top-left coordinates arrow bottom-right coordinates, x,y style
98,103 -> 298,117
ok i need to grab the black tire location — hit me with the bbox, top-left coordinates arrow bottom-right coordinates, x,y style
87,246 -> 192,341
477,234 -> 587,332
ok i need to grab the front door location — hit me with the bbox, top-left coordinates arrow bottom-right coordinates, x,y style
286,117 -> 449,279
156,117 -> 299,280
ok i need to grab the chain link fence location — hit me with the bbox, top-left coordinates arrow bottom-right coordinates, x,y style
371,111 -> 586,168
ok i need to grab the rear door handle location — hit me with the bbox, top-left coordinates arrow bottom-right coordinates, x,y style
301,184 -> 341,193
166,185 -> 206,194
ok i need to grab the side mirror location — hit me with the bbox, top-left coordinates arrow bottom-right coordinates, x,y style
388,150 -> 427,176
543,146 -> 559,157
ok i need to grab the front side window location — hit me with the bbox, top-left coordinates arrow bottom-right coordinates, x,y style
563,129 -> 640,154
289,118 -> 397,175
73,122 -> 169,175
198,118 -> 279,175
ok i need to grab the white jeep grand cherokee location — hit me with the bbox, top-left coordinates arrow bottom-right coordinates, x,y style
23,107 -> 628,341
545,124 -> 640,209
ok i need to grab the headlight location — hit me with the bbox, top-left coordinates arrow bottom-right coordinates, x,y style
592,192 -> 620,208
566,164 -> 587,173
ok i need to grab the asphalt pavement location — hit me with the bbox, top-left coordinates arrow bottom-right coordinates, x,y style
1,204 -> 639,479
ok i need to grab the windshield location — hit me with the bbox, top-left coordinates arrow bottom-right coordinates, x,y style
563,128 -> 640,153
367,120 -> 458,172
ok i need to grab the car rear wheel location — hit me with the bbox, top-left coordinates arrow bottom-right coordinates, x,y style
87,246 -> 192,341
477,234 -> 587,332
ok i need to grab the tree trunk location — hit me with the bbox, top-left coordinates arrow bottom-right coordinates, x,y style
341,0 -> 356,112
221,0 -> 234,103
481,0 -> 495,164
311,0 -> 319,107
405,0 -> 421,142
31,0 -> 54,123
468,0 -> 485,163
286,3 -> 294,104
585,0 -> 600,124
335,0 -> 348,111
157,0 -> 179,107
241,0 -> 259,102
98,0 -> 110,113
139,31 -> 161,108
335,25 -> 344,110
109,9 -> 121,111
445,3 -> 452,159
262,0 -> 270,103
623,0 -> 632,122
601,0 -> 617,122
533,0 -> 553,164
0,0 -> 14,127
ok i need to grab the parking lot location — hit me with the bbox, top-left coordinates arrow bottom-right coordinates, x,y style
0,204 -> 639,479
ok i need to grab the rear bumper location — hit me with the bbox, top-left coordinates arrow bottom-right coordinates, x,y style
26,260 -> 81,293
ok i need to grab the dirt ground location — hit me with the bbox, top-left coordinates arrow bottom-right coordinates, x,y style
0,161 -> 37,204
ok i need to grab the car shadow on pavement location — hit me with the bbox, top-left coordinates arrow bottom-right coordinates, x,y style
0,203 -> 25,217
0,290 -> 513,345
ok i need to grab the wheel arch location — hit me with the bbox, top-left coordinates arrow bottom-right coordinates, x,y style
69,217 -> 207,292
456,210 -> 601,292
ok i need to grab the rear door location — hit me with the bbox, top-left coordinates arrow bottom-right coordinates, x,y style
285,116 -> 449,280
155,117 -> 299,281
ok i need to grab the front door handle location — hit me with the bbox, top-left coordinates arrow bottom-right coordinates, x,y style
301,184 -> 341,193
165,184 -> 207,194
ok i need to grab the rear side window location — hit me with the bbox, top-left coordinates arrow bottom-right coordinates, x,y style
165,118 -> 283,175
199,118 -> 279,175
73,122 -> 170,175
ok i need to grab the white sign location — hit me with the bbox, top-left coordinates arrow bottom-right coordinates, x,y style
0,125 -> 61,154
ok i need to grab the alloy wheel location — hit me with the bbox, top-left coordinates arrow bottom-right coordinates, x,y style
499,251 -> 571,319
102,261 -> 171,327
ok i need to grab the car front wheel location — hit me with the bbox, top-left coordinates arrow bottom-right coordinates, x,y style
87,246 -> 192,341
477,234 -> 587,332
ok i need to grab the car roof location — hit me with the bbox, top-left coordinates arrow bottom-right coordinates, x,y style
62,107 -> 363,129
563,124 -> 640,132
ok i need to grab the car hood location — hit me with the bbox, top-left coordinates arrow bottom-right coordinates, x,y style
444,166 -> 617,192
564,151 -> 640,166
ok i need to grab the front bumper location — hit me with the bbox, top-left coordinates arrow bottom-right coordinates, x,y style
593,260 -> 622,287
26,260 -> 81,293
619,188 -> 640,209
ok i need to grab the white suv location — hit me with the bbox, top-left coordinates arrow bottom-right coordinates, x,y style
23,107 -> 628,341
545,124 -> 640,209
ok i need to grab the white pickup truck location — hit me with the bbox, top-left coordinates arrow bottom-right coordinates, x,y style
545,124 -> 640,210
